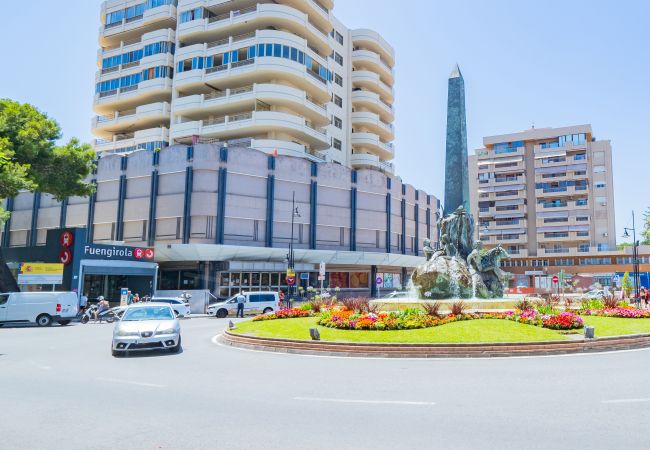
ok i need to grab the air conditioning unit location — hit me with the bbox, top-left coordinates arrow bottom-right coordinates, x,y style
603,232 -> 608,237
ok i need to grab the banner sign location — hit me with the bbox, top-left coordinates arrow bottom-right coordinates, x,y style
17,263 -> 64,285
82,244 -> 155,261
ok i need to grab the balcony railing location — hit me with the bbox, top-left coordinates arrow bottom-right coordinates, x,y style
231,58 -> 254,69
119,85 -> 138,93
206,64 -> 228,74
207,38 -> 229,48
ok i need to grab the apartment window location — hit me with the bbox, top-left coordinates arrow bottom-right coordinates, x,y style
493,141 -> 523,154
544,232 -> 569,238
495,190 -> 519,197
544,217 -> 568,223
333,116 -> 342,129
334,73 -> 343,86
333,94 -> 343,108
574,170 -> 586,176
577,231 -> 589,237
594,165 -> 606,173
335,31 -> 344,45
542,172 -> 566,179
333,138 -> 342,150
290,47 -> 298,62
495,162 -> 518,169
576,216 -> 589,222
595,196 -> 607,206
333,52 -> 343,66
574,153 -> 587,161
595,182 -> 606,189
180,8 -> 203,23
479,193 -> 489,198
496,205 -> 519,212
542,156 -> 566,164
556,258 -> 575,266
576,199 -> 588,206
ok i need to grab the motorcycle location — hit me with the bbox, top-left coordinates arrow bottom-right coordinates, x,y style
80,305 -> 123,324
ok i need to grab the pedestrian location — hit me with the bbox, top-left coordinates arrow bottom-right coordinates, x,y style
236,290 -> 245,318
79,292 -> 88,313
278,290 -> 285,309
641,287 -> 648,309
127,290 -> 134,304
133,293 -> 140,304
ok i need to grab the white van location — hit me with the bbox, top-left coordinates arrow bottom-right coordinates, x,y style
0,292 -> 79,327
207,291 -> 280,318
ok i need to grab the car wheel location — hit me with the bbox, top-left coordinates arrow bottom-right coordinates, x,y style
169,336 -> 181,354
216,309 -> 228,318
58,320 -> 71,326
81,315 -> 89,324
263,307 -> 273,314
36,314 -> 52,327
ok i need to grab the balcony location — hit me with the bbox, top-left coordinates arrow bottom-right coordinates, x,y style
351,29 -> 395,67
351,70 -> 394,103
351,91 -> 393,124
349,153 -> 394,174
92,101 -> 171,138
99,3 -> 177,47
93,126 -> 169,154
179,3 -> 331,56
351,49 -> 394,84
476,146 -> 525,161
351,132 -> 394,160
173,57 -> 330,103
173,83 -> 328,125
535,185 -> 589,198
98,28 -> 175,65
96,52 -> 174,82
538,232 -> 591,243
351,111 -> 394,141
93,77 -> 173,114
171,110 -> 330,150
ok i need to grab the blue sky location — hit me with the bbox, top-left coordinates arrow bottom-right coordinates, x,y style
0,0 -> 648,242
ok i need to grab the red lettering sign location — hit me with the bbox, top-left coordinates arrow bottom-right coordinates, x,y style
59,249 -> 72,265
60,231 -> 73,248
133,248 -> 144,259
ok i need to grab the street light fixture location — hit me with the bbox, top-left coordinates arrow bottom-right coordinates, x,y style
622,211 -> 641,304
287,191 -> 300,308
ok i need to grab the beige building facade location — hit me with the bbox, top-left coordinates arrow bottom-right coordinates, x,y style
469,124 -> 616,258
93,0 -> 396,174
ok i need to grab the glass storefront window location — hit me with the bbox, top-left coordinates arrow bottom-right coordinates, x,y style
159,270 -> 178,290
350,272 -> 369,288
329,272 -> 349,289
180,270 -> 200,289
271,273 -> 279,286
261,273 -> 269,286
251,273 -> 260,287
280,273 -> 287,286
230,272 -> 241,286
241,273 -> 250,286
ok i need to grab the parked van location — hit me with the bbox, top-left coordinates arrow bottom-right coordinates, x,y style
207,291 -> 280,318
0,292 -> 79,326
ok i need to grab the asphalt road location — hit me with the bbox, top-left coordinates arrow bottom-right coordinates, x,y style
2,317 -> 650,450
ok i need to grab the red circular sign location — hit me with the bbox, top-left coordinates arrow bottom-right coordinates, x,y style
59,249 -> 72,265
60,231 -> 73,248
552,275 -> 559,283
144,248 -> 155,260
286,276 -> 296,286
133,248 -> 144,259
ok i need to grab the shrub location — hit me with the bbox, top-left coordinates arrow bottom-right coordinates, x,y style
310,296 -> 328,313
580,298 -> 604,311
299,302 -> 313,311
603,296 -> 618,309
421,301 -> 443,318
340,297 -> 371,313
541,312 -> 584,330
252,308 -> 311,321
563,297 -> 574,310
515,298 -> 533,311
450,300 -> 467,316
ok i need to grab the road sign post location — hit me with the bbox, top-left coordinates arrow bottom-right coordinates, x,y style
319,262 -> 326,296
376,275 -> 383,299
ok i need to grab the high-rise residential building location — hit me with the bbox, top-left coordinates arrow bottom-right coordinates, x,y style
92,0 -> 396,174
469,125 -> 616,258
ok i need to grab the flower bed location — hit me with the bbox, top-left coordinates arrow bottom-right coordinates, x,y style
316,309 -> 583,331
581,307 -> 650,319
252,308 -> 312,321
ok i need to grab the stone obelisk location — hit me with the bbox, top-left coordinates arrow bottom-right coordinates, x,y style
443,64 -> 470,216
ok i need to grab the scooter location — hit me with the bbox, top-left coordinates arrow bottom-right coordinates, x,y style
80,305 -> 122,324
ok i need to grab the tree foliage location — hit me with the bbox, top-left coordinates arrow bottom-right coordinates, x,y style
642,207 -> 650,245
622,272 -> 633,297
0,99 -> 96,293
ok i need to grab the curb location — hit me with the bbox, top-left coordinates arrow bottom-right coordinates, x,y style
220,331 -> 650,358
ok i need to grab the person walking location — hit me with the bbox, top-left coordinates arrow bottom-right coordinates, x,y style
236,290 -> 245,318
133,293 -> 140,304
79,292 -> 88,313
641,287 -> 648,309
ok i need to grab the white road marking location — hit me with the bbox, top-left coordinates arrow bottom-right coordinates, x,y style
212,334 -> 650,361
96,377 -> 165,388
294,397 -> 435,406
602,398 -> 650,404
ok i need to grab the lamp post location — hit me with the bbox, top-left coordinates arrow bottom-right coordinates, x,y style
622,211 -> 641,304
287,191 -> 300,308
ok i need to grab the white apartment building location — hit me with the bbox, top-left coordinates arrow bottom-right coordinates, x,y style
92,0 -> 396,174
469,125 -> 616,258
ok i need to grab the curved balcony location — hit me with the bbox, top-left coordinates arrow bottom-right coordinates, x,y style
352,70 -> 394,103
350,153 -> 394,174
174,57 -> 330,103
179,3 -> 330,56
276,0 -> 331,34
96,53 -> 174,82
351,132 -> 394,160
352,50 -> 394,85
93,126 -> 169,154
251,138 -> 326,162
173,83 -> 328,125
99,3 -> 177,47
171,110 -> 329,150
92,101 -> 171,138
351,111 -> 394,141
97,28 -> 176,67
93,77 -> 173,114
351,29 -> 395,67
351,90 -> 394,123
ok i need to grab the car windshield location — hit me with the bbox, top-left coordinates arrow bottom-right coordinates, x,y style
122,306 -> 174,321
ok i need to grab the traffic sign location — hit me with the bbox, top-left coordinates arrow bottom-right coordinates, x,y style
376,276 -> 383,286
319,262 -> 326,277
286,275 -> 296,285
552,275 -> 559,283
613,274 -> 620,283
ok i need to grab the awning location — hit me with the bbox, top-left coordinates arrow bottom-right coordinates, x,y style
80,259 -> 158,277
494,212 -> 525,219
534,151 -> 566,159
495,198 -> 524,206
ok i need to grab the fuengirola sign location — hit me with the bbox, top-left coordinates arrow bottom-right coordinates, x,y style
83,244 -> 155,261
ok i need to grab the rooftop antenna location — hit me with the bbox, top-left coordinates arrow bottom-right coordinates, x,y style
531,120 -> 535,129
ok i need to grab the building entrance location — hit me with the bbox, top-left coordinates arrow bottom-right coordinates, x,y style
83,274 -> 154,305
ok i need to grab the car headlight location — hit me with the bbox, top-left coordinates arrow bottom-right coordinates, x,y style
156,327 -> 177,335
115,329 -> 139,337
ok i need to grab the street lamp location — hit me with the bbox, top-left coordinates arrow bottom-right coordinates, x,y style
622,211 -> 641,304
287,191 -> 300,308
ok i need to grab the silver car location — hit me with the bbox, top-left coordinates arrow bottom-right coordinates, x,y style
111,303 -> 181,357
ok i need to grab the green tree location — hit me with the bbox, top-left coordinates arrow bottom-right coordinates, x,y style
0,99 -> 95,292
642,207 -> 650,245
621,272 -> 633,298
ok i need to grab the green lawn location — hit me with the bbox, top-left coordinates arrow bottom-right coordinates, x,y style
581,316 -> 650,337
232,317 -> 568,343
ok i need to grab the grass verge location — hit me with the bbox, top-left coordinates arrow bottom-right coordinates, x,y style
581,316 -> 650,337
